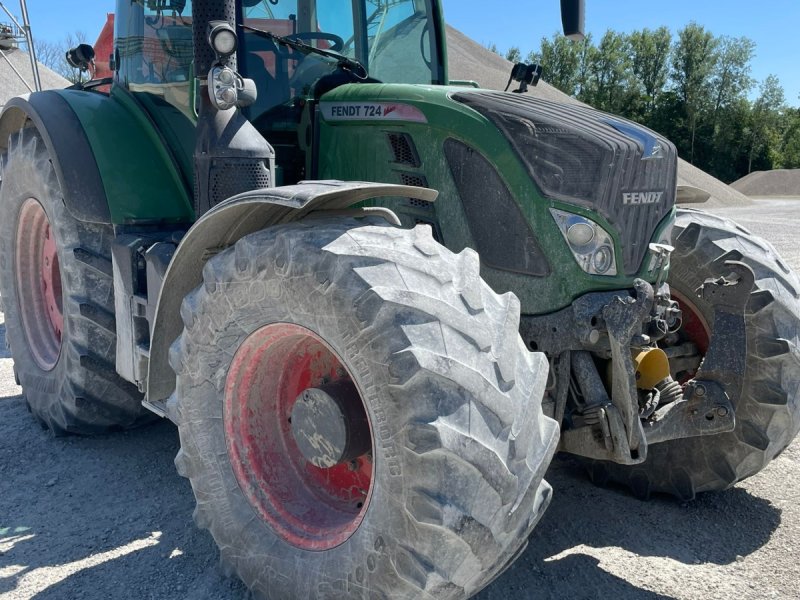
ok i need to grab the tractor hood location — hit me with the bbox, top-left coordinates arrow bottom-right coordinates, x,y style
316,83 -> 678,315
450,90 -> 678,276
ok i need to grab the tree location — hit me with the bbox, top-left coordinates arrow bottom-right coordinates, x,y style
628,27 -> 672,119
486,42 -> 500,55
779,107 -> 800,168
573,33 -> 595,97
581,30 -> 632,113
505,46 -> 521,63
35,31 -> 88,84
747,75 -> 786,173
670,23 -> 718,163
710,36 -> 755,124
531,32 -> 581,96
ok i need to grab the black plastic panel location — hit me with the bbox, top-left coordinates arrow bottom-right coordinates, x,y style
452,91 -> 677,275
444,138 -> 550,277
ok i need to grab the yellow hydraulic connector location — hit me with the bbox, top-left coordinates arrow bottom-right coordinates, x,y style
633,348 -> 671,390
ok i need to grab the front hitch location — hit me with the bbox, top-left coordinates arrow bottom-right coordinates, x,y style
643,260 -> 754,444
559,260 -> 755,464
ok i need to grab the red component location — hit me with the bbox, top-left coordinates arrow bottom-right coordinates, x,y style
15,199 -> 63,370
672,290 -> 710,355
224,323 -> 374,551
670,289 -> 711,384
41,220 -> 63,340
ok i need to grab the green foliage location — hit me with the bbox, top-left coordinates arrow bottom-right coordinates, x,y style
580,30 -> 633,114
628,27 -> 671,119
780,107 -> 800,168
505,46 -> 521,63
529,32 -> 582,96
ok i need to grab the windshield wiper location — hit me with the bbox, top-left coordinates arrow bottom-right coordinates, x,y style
243,25 -> 368,79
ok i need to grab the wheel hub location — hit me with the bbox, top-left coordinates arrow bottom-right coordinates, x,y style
290,381 -> 371,469
224,323 -> 374,551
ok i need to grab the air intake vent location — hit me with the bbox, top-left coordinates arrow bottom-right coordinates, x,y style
445,138 -> 550,277
398,172 -> 428,188
387,132 -> 421,167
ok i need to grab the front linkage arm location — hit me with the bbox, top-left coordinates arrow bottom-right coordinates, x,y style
643,261 -> 754,444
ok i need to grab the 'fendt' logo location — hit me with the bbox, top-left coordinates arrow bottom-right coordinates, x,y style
622,191 -> 664,205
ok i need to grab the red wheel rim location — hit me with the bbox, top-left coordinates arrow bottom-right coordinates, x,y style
671,289 -> 710,355
668,289 -> 711,384
224,323 -> 374,551
15,199 -> 63,370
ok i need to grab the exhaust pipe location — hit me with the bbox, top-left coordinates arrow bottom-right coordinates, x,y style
560,0 -> 586,41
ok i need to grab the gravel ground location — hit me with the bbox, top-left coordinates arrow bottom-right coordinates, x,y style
1,200 -> 799,600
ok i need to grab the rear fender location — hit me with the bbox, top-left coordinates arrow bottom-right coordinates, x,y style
0,89 -> 193,225
0,92 -> 111,223
146,180 -> 437,405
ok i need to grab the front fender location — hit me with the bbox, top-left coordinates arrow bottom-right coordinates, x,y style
146,180 -> 437,404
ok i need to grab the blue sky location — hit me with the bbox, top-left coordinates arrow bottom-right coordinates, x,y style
20,0 -> 800,106
445,0 -> 799,106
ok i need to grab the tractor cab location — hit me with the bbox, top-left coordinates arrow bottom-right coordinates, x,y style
114,0 -> 445,182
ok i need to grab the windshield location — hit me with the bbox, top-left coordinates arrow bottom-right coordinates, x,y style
115,0 -> 441,122
241,0 -> 440,121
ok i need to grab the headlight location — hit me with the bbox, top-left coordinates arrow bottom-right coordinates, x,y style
209,66 -> 239,110
551,209 -> 618,276
207,21 -> 238,59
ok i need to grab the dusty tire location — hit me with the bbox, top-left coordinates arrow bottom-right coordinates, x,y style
0,128 -> 149,434
587,209 -> 800,500
170,219 -> 558,599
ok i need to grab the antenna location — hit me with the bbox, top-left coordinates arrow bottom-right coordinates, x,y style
0,0 -> 42,92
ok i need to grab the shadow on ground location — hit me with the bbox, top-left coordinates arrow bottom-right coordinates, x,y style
0,400 -> 248,600
476,455 -> 781,599
0,390 -> 781,600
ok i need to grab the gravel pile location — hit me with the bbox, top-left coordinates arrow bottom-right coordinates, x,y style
446,25 -> 752,208
731,169 -> 800,199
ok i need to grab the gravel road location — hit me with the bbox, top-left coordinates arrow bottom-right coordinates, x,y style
1,200 -> 799,600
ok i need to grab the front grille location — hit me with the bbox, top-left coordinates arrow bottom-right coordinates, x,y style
452,91 -> 677,275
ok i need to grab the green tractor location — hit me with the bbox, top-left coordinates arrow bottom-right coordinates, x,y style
1,0 -> 799,597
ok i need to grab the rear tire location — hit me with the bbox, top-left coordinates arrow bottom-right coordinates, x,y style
587,209 -> 800,500
0,128 -> 149,434
170,219 -> 559,598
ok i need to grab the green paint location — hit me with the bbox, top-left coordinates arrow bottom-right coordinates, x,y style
56,88 -> 194,225
317,83 -> 669,315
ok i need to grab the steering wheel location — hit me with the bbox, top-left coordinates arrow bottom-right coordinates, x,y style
285,32 -> 344,53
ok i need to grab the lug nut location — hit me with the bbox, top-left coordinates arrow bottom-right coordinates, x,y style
716,406 -> 729,417
695,384 -> 706,397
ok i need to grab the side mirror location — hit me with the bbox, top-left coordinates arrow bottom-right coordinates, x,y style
65,43 -> 96,72
560,0 -> 585,41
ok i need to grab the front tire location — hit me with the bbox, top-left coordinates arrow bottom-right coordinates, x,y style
589,209 -> 800,500
170,219 -> 558,598
0,128 -> 148,434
